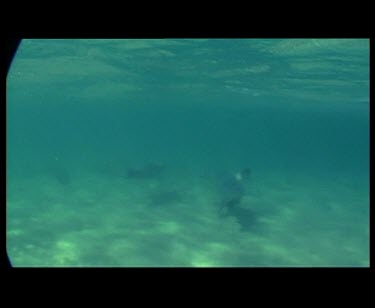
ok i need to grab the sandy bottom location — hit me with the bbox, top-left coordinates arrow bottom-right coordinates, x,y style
7,169 -> 369,267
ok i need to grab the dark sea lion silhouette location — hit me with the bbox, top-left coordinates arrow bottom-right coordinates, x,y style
218,167 -> 257,231
219,167 -> 251,208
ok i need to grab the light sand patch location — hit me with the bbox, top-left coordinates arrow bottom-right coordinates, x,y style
52,240 -> 80,266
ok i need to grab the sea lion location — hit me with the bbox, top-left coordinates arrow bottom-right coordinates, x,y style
218,167 -> 257,231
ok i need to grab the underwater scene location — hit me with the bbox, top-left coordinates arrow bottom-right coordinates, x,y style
6,39 -> 369,267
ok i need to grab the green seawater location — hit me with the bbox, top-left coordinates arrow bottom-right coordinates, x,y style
6,39 -> 369,266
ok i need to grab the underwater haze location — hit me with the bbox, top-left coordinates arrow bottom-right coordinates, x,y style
6,39 -> 369,267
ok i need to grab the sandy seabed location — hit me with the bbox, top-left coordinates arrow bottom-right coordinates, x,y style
7,169 -> 369,267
